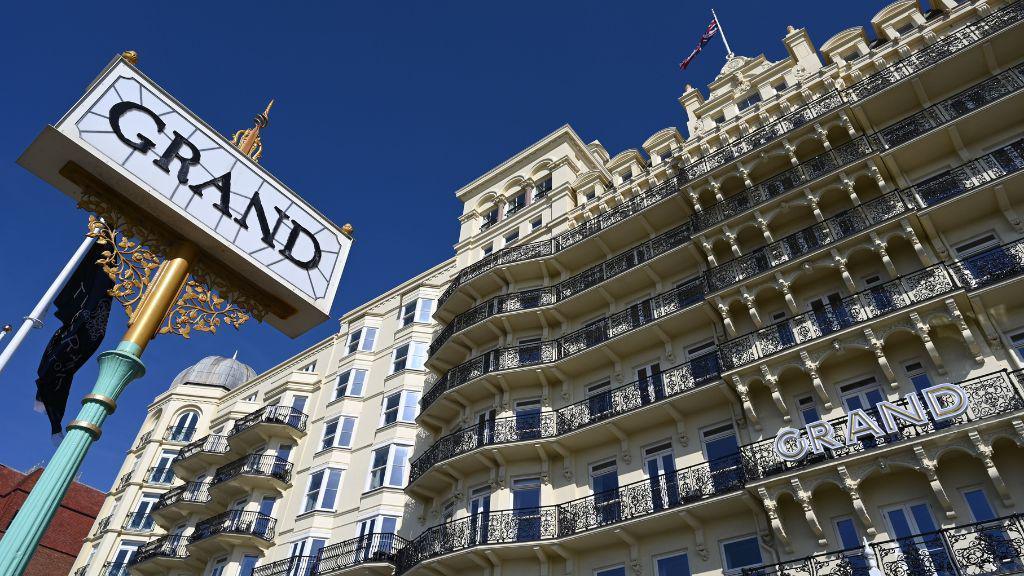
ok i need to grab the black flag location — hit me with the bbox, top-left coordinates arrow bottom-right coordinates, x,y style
34,242 -> 114,440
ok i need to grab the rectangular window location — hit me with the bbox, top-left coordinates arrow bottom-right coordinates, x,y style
585,191 -> 597,203
321,416 -> 356,450
239,555 -> 259,576
380,391 -> 421,426
303,468 -> 344,512
368,444 -> 411,490
722,536 -> 764,571
417,299 -> 435,323
954,233 -> 999,257
531,217 -> 542,231
797,395 -> 819,424
347,327 -> 378,354
482,208 -> 499,229
773,80 -> 788,93
713,114 -> 726,125
843,50 -> 862,62
483,244 -> 493,256
737,91 -> 762,111
505,230 -> 520,244
620,171 -> 633,184
335,368 -> 367,399
298,360 -> 317,373
399,298 -> 436,327
536,176 -> 553,197
391,341 -> 428,373
963,488 -> 997,522
896,22 -> 915,35
596,566 -> 626,576
655,553 -> 691,576
508,193 -> 527,215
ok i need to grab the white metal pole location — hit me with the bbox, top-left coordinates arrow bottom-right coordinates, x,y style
0,235 -> 96,377
712,9 -> 735,59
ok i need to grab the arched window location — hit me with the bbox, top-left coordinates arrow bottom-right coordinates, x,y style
167,410 -> 200,442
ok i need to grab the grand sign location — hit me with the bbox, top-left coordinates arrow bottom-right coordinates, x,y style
773,383 -> 970,461
18,56 -> 350,336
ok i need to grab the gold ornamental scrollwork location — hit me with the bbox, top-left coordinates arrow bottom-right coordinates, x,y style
78,187 -> 265,339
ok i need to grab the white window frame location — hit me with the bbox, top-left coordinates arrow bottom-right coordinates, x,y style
391,341 -> 428,374
380,390 -> 420,427
303,467 -> 344,513
653,551 -> 691,576
367,444 -> 412,491
335,368 -> 368,399
321,416 -> 357,450
298,360 -> 317,373
952,231 -> 1000,258
594,564 -> 627,576
720,534 -> 764,572
347,326 -> 378,354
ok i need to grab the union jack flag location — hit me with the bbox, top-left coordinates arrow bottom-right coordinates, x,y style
680,18 -> 719,70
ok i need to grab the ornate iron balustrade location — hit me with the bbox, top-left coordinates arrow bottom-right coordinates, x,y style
871,513 -> 1024,576
720,264 -> 955,370
115,471 -> 132,491
175,433 -> 230,463
317,533 -> 409,573
680,90 -> 846,182
740,370 -> 1024,481
707,190 -> 914,292
396,507 -> 559,572
845,1 -> 1024,101
133,430 -> 152,450
869,63 -> 1024,151
410,352 -> 721,484
950,237 -> 1024,290
189,509 -> 276,543
93,514 -> 111,535
131,534 -> 189,565
232,405 -> 308,435
145,466 -> 175,486
430,224 -> 693,357
163,425 -> 197,443
423,276 -> 708,411
213,453 -> 293,486
122,510 -> 155,533
907,138 -> 1024,207
154,481 -> 211,511
692,136 -> 874,233
73,566 -> 87,576
742,546 -> 870,576
99,561 -> 131,576
253,555 -> 319,576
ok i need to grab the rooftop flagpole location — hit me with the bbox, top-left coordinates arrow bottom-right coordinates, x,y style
711,8 -> 735,59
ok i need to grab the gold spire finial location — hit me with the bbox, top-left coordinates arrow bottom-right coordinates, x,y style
230,99 -> 274,163
342,223 -> 354,238
121,51 -> 138,66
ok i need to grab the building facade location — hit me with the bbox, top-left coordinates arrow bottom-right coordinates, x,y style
74,0 -> 1024,575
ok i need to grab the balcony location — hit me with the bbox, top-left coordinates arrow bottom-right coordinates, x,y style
188,510 -> 276,556
317,533 -> 408,574
229,405 -> 308,452
121,510 -> 155,534
211,454 -> 292,499
254,555 -> 320,576
719,264 -> 956,371
172,434 -> 230,478
909,138 -> 1024,208
423,276 -> 707,413
92,514 -> 111,537
144,465 -> 175,486
410,352 -> 721,486
706,190 -> 914,292
163,425 -> 197,444
950,237 -> 1024,292
130,534 -> 192,574
744,513 -> 1024,576
114,471 -> 132,492
740,370 -> 1024,481
845,2 -> 1024,101
132,430 -> 152,451
151,481 -> 212,527
430,223 -> 693,360
98,562 -> 130,576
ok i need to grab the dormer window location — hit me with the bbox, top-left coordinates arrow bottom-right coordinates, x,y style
661,148 -> 675,163
481,207 -> 499,231
584,191 -> 597,203
842,49 -> 862,62
506,192 -> 527,216
895,22 -> 915,35
620,171 -> 633,185
736,91 -> 762,111
535,176 -> 553,198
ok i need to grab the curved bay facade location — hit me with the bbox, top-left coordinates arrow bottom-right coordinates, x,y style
71,2 -> 1024,576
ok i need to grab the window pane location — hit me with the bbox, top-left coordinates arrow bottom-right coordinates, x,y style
409,342 -> 428,370
304,471 -> 324,512
402,391 -> 420,422
418,299 -> 435,323
596,567 -> 626,576
657,554 -> 690,576
322,469 -> 342,510
388,446 -> 410,486
335,372 -> 350,399
351,370 -> 366,396
723,537 -> 763,570
322,420 -> 337,450
338,417 -> 355,447
393,344 -> 409,373
964,489 -> 996,521
239,555 -> 259,576
362,328 -> 378,351
347,330 -> 361,353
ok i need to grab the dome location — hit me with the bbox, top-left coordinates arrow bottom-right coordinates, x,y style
170,354 -> 256,390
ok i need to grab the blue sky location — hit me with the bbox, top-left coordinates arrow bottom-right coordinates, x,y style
0,1 -> 895,489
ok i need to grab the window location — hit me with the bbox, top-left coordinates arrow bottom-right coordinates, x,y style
391,341 -> 428,373
536,176 -> 553,197
505,230 -> 520,244
656,553 -> 691,576
481,208 -> 499,230
368,444 -> 411,490
896,22 -> 915,35
963,488 -> 997,521
590,460 -> 620,524
126,494 -> 159,531
797,395 -> 820,424
508,192 -> 527,215
298,360 -> 317,373
1010,331 -> 1024,361
773,80 -> 788,93
531,217 -> 542,231
596,566 -> 626,576
167,410 -> 199,443
335,368 -> 367,399
713,114 -> 726,125
842,50 -> 862,62
721,536 -> 764,571
303,468 -> 344,512
839,376 -> 884,411
584,191 -> 597,203
289,538 -> 327,564
347,327 -> 378,354
417,299 -> 435,323
661,148 -> 675,162
620,171 -> 633,184
111,542 -> 141,569
954,233 -> 999,257
242,391 -> 258,403
210,557 -> 228,576
400,298 -> 435,327
239,555 -> 259,576
483,244 -> 493,256
381,390 -> 420,426
904,361 -> 933,394
150,450 -> 177,484
737,91 -> 762,111
322,416 -> 356,450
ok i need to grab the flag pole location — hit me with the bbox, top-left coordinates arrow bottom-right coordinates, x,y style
712,8 -> 735,59
0,235 -> 96,378
0,239 -> 199,576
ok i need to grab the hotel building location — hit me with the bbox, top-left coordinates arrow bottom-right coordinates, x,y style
71,0 -> 1024,575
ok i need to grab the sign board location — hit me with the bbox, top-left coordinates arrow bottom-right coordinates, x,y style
18,56 -> 350,337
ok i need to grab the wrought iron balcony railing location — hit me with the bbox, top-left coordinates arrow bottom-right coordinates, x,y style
740,370 -> 1024,480
871,512 -> 1024,576
131,534 -> 189,565
232,405 -> 309,436
317,533 -> 409,573
950,237 -> 1024,290
720,264 -> 956,370
742,545 -> 870,576
907,138 -> 1024,208
133,430 -> 152,450
253,555 -> 319,576
154,481 -> 211,511
93,514 -> 111,535
163,425 -> 197,443
122,510 -> 155,533
145,466 -> 175,486
845,1 -> 1024,101
99,561 -> 130,576
423,276 -> 707,411
73,566 -> 86,576
430,223 -> 693,357
707,190 -> 914,292
213,454 -> 293,486
175,433 -> 230,463
410,352 -> 721,483
189,509 -> 276,543
115,471 -> 132,491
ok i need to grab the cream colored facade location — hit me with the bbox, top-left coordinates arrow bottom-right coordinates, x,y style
73,1 -> 1024,576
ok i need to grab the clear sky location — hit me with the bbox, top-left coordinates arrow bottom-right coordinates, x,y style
0,1 -> 897,489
